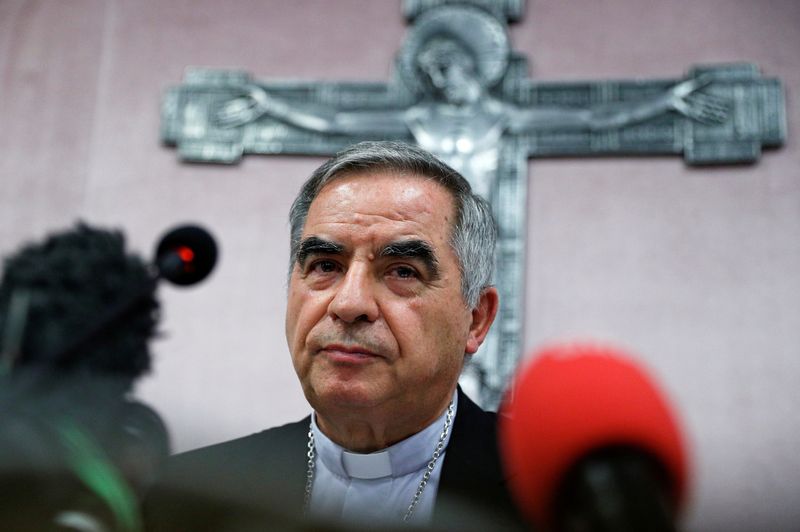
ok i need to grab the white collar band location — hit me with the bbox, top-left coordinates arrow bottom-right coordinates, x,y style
341,449 -> 393,479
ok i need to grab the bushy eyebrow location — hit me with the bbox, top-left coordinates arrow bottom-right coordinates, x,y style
295,236 -> 344,267
379,239 -> 440,279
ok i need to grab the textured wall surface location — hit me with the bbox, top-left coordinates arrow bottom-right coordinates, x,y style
1,1 -> 798,530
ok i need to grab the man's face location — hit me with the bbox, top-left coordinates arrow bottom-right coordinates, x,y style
285,172 -> 478,430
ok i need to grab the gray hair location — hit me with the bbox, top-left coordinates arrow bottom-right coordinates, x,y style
288,141 -> 496,308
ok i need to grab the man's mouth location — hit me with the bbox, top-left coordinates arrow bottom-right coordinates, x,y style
319,344 -> 381,364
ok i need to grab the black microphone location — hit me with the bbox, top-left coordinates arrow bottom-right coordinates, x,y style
154,225 -> 218,286
0,222 -> 216,530
31,224 -> 218,370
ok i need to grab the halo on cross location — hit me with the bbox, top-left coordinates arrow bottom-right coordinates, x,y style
396,4 -> 511,96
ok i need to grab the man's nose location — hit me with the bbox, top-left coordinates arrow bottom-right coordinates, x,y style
328,264 -> 379,323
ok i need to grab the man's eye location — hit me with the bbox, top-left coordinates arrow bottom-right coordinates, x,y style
389,265 -> 418,279
310,260 -> 339,274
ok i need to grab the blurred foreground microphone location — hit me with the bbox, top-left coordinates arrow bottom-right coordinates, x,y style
15,223 -> 219,370
0,222 -> 217,531
500,344 -> 688,532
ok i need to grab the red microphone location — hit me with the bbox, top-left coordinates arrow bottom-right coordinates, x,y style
499,343 -> 688,531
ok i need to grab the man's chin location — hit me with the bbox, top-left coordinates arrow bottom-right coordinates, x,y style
308,381 -> 386,411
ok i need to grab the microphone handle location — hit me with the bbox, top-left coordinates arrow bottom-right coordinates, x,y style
554,447 -> 676,532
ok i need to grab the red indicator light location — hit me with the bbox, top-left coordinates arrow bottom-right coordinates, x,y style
177,246 -> 195,262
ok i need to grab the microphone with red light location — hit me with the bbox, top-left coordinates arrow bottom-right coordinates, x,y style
0,223 -> 218,529
499,343 -> 688,532
44,224 -> 218,368
155,225 -> 218,286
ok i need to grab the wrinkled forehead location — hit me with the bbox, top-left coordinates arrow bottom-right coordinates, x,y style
311,169 -> 458,231
319,168 -> 455,198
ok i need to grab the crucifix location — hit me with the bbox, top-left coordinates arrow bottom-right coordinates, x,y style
161,0 -> 785,409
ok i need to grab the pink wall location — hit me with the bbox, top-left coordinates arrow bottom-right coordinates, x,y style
1,1 -> 798,530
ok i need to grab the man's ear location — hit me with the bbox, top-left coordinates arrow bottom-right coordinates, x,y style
465,287 -> 499,355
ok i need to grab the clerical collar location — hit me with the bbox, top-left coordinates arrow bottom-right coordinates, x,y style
311,391 -> 458,480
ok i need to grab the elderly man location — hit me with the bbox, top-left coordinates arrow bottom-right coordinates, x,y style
147,141 -> 522,529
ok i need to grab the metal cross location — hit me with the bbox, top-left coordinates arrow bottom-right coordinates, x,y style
161,0 -> 785,409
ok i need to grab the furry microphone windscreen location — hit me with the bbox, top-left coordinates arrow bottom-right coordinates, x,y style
0,222 -> 159,389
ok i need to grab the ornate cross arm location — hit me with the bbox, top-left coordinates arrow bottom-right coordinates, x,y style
507,75 -> 728,132
515,63 -> 785,164
161,69 -> 414,163
213,84 -> 410,136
